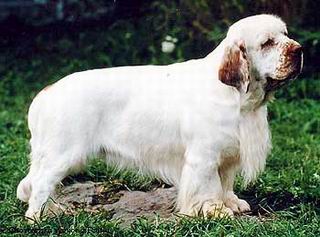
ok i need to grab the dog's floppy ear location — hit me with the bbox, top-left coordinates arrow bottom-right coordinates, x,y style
219,41 -> 250,93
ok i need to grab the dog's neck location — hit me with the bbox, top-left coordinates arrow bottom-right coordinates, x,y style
204,41 -> 274,113
240,75 -> 270,113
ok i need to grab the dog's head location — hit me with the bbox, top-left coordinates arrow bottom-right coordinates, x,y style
219,14 -> 303,95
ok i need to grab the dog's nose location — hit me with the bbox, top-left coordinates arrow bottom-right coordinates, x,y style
290,44 -> 303,56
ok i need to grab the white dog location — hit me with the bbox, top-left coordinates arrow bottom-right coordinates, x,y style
17,14 -> 303,221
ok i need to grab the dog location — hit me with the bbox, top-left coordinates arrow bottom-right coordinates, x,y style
17,14 -> 303,221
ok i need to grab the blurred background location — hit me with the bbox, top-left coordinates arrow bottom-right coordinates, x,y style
0,0 -> 319,100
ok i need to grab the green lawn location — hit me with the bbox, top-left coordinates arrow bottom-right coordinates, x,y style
0,30 -> 319,236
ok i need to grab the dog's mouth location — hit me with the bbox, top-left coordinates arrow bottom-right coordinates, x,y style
265,67 -> 302,92
265,72 -> 299,92
265,76 -> 291,92
265,54 -> 303,92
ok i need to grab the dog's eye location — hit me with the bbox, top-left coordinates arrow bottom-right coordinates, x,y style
261,38 -> 275,49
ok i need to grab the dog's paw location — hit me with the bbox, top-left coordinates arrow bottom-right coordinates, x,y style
201,200 -> 234,218
25,208 -> 41,224
178,200 -> 233,218
25,200 -> 66,224
224,192 -> 251,213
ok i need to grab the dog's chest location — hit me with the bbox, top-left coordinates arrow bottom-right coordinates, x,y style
220,132 -> 240,160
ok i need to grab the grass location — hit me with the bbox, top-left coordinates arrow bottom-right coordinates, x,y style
0,25 -> 319,236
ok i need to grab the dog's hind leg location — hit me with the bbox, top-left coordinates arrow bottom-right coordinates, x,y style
24,148 -> 87,222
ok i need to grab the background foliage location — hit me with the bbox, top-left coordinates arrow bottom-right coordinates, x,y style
1,0 -> 319,74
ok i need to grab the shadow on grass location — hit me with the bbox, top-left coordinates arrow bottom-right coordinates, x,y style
240,189 -> 320,217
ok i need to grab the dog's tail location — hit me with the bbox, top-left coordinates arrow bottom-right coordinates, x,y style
17,174 -> 32,202
17,93 -> 44,203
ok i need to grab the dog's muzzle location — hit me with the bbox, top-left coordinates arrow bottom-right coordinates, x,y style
266,44 -> 303,92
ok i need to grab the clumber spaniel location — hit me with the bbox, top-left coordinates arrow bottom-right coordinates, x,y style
17,14 -> 303,221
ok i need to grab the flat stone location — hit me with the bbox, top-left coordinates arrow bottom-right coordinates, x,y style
54,181 -> 177,223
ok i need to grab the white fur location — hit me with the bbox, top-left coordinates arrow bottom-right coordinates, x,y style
17,14 -> 301,220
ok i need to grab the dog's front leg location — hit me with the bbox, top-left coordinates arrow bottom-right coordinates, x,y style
177,147 -> 233,218
219,161 -> 251,214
